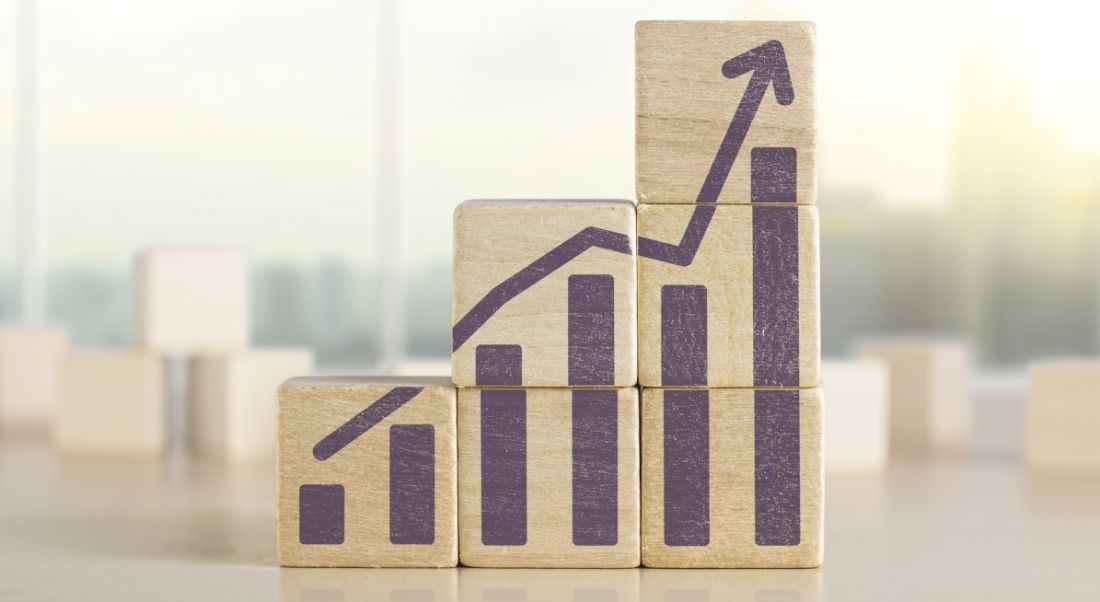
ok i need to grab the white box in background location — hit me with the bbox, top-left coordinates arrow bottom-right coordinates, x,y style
822,358 -> 890,472
1025,360 -> 1100,474
55,350 -> 165,456
856,338 -> 970,455
190,348 -> 314,462
0,326 -> 68,428
133,249 -> 249,354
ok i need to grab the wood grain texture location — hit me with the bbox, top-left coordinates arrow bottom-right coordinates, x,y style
641,387 -> 823,568
638,204 -> 820,387
277,376 -> 457,567
190,348 -> 314,463
458,387 -> 640,567
636,21 -> 815,204
55,350 -> 165,457
1025,360 -> 1100,474
133,249 -> 249,354
855,338 -> 970,455
452,200 -> 638,388
0,326 -> 67,427
822,358 -> 890,473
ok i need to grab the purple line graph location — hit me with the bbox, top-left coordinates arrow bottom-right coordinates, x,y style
302,386 -> 438,546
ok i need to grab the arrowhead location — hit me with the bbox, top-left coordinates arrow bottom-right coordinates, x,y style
721,40 -> 794,105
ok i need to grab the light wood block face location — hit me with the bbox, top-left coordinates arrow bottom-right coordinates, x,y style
277,376 -> 457,567
55,350 -> 165,457
190,348 -> 314,463
856,339 -> 970,454
452,200 -> 638,388
133,249 -> 249,354
636,21 -> 815,204
637,204 -> 820,388
1025,361 -> 1100,474
457,387 -> 640,567
641,387 -> 823,568
0,326 -> 67,427
822,358 -> 890,473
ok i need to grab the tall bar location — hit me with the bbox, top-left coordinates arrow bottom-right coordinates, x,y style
389,424 -> 436,545
572,389 -> 618,546
568,274 -> 615,385
752,205 -> 799,387
477,345 -> 527,545
661,285 -> 708,386
663,390 -> 709,546
754,389 -> 800,545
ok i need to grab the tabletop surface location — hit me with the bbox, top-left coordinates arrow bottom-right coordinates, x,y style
2,420 -> 1099,602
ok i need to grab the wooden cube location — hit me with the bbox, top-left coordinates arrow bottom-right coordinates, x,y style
641,387 -> 823,568
822,358 -> 889,473
636,21 -> 815,204
280,568 -> 458,601
459,569 -> 639,600
641,568 -> 822,601
452,200 -> 637,388
856,338 -> 970,454
277,377 -> 457,567
637,204 -> 820,388
0,325 -> 67,427
55,350 -> 165,457
190,348 -> 314,463
457,387 -> 640,567
133,249 -> 249,353
1025,360 -> 1100,474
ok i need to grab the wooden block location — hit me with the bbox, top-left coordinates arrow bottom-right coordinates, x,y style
133,249 -> 249,353
457,387 -> 639,567
641,387 -> 823,568
636,21 -> 815,204
641,568 -> 822,601
459,569 -> 640,600
637,204 -> 820,388
190,348 -> 314,463
452,200 -> 637,388
856,338 -> 970,454
1025,360 -> 1100,474
55,350 -> 165,457
0,325 -> 67,427
822,358 -> 890,473
277,376 -> 457,567
280,568 -> 458,601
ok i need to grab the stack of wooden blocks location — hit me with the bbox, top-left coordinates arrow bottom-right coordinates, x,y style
278,20 -> 821,569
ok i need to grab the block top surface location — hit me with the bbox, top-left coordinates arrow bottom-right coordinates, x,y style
636,20 -> 815,205
280,375 -> 454,389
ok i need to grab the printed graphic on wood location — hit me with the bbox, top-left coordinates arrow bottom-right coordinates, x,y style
638,204 -> 820,387
277,376 -> 457,567
457,386 -> 640,567
451,200 -> 638,387
636,20 -> 815,204
641,387 -> 823,568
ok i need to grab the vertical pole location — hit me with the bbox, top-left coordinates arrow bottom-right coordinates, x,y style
15,0 -> 44,325
377,0 -> 403,364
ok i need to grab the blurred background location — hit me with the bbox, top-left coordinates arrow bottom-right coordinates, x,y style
1,0 -> 1097,369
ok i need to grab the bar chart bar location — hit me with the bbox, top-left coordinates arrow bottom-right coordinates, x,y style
750,146 -> 797,203
753,205 -> 799,387
299,484 -> 345,545
664,390 -> 709,546
389,424 -> 435,545
478,345 -> 527,545
754,389 -> 800,546
661,285 -> 708,386
572,389 -> 618,546
568,274 -> 615,385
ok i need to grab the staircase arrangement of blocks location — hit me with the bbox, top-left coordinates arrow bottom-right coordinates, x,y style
277,20 -> 821,569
